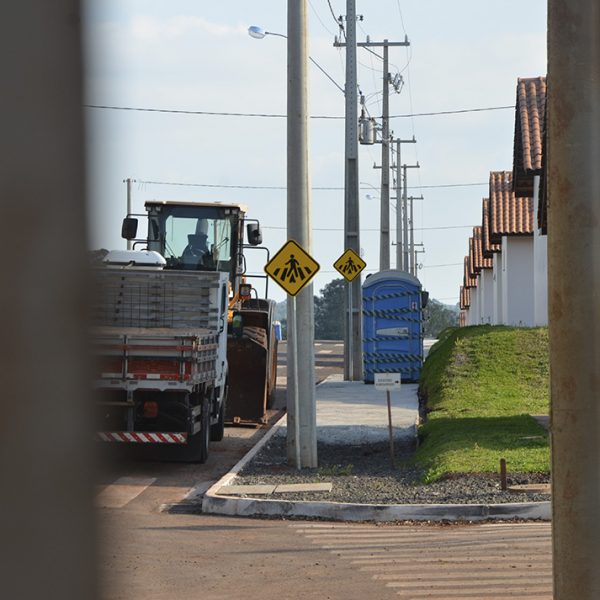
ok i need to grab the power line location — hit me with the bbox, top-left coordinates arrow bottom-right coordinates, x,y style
390,105 -> 513,118
85,103 -> 514,120
262,225 -> 475,232
326,0 -> 343,33
137,179 -> 487,190
317,262 -> 462,274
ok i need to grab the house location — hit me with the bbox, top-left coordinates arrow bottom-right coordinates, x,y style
512,76 -> 547,325
489,170 -> 535,326
470,225 -> 494,324
481,197 -> 502,323
463,255 -> 478,325
457,76 -> 545,328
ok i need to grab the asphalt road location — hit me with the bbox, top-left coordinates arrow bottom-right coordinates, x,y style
97,339 -> 553,600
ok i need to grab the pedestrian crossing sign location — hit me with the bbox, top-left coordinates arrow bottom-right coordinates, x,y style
333,248 -> 366,282
264,239 -> 320,296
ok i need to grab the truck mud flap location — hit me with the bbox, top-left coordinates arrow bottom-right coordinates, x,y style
226,327 -> 268,425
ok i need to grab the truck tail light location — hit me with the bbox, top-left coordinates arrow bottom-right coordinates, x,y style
143,401 -> 159,419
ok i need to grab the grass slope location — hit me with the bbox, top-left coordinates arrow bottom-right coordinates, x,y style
415,325 -> 550,482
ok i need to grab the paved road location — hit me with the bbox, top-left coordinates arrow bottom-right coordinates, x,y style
98,339 -> 553,599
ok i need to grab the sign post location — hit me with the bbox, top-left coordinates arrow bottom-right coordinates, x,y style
374,372 -> 401,469
333,249 -> 366,381
265,239 -> 320,469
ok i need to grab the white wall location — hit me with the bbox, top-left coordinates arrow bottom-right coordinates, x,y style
533,175 -> 548,326
468,287 -> 479,325
493,253 -> 503,324
478,268 -> 494,324
501,236 -> 535,326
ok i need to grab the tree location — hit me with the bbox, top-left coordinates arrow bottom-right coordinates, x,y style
314,278 -> 345,340
423,299 -> 459,337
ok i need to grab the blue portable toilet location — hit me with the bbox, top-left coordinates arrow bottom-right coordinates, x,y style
362,270 -> 425,383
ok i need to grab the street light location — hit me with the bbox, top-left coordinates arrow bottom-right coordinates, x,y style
248,25 -> 344,94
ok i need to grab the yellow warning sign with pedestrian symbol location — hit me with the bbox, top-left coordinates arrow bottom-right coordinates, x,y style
264,239 -> 320,296
333,248 -> 366,282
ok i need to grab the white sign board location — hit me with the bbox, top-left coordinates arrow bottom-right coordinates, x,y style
374,373 -> 402,391
376,327 -> 409,337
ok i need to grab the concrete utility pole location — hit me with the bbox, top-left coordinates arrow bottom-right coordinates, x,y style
379,42 -> 390,271
392,138 -> 416,270
408,195 -> 423,276
548,1 -> 600,597
334,0 -> 361,381
402,163 -> 419,272
335,20 -> 409,379
1,1 -> 95,598
286,0 -> 317,468
123,178 -> 136,249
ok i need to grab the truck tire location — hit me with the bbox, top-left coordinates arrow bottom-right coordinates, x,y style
184,396 -> 210,463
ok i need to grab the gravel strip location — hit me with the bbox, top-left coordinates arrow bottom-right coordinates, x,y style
236,431 -> 551,505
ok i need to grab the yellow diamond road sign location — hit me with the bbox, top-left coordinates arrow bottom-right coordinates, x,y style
333,248 -> 366,282
264,239 -> 320,296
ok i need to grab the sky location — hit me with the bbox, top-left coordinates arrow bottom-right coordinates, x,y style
84,0 -> 547,305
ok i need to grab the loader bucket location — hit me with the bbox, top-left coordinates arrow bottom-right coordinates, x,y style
225,300 -> 278,425
226,328 -> 268,424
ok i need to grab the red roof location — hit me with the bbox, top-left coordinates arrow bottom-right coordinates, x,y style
472,226 -> 493,271
464,256 -> 477,288
513,76 -> 546,198
459,285 -> 471,310
482,198 -> 501,258
489,171 -> 534,243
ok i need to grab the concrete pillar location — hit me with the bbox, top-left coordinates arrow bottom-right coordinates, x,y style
548,1 -> 600,596
533,176 -> 548,326
493,253 -> 503,324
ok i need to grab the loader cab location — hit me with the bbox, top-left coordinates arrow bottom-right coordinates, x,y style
122,200 -> 264,295
143,201 -> 243,280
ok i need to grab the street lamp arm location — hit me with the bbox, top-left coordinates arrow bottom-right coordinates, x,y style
248,25 -> 344,95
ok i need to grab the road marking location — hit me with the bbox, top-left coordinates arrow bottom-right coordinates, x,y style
96,476 -> 156,509
292,522 -> 552,599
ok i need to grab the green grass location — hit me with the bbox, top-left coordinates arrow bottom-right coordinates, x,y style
415,325 -> 550,482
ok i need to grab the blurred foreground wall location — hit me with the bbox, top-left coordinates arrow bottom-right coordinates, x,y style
0,2 -> 96,598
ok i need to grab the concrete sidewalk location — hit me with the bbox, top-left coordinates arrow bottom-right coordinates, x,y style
198,373 -> 550,522
312,374 -> 418,445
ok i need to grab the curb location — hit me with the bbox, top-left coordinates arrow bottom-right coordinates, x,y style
200,412 -> 551,523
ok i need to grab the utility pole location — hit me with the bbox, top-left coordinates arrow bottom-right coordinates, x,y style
548,1 -> 600,597
408,195 -> 423,276
402,163 -> 419,272
379,42 -> 390,271
392,138 -> 416,270
336,23 -> 409,378
334,0 -> 361,381
286,0 -> 316,467
123,178 -> 135,249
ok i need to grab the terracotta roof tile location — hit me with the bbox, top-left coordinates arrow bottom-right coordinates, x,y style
489,171 -> 534,243
482,198 -> 501,257
468,237 -> 476,278
459,285 -> 471,310
472,226 -> 493,271
464,256 -> 477,288
513,76 -> 546,197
